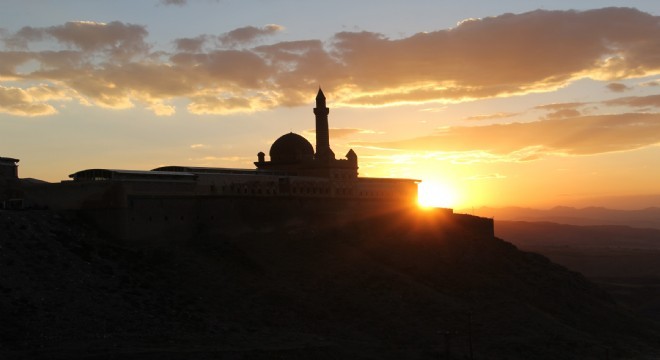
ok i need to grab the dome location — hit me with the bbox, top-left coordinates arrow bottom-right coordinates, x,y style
269,133 -> 314,163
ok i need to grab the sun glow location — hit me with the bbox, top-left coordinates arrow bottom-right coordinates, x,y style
417,181 -> 458,209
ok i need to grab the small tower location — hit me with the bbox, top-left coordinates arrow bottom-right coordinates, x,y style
346,149 -> 357,166
313,88 -> 335,161
0,157 -> 19,179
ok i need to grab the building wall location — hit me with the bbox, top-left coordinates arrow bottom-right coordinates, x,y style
98,194 -> 421,241
71,194 -> 493,243
22,175 -> 493,242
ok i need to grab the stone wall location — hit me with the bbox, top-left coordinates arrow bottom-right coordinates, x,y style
22,179 -> 493,242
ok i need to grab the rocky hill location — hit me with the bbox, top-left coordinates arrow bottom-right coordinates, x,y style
1,209 -> 659,359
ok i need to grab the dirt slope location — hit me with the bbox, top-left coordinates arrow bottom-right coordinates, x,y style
2,210 -> 659,359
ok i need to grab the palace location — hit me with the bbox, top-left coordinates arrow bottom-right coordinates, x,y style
3,90 -> 493,241
62,88 -> 420,205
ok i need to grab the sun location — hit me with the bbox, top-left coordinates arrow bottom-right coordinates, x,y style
417,181 -> 458,209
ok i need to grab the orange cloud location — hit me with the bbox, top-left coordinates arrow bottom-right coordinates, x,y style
0,85 -> 61,116
357,112 -> 660,157
2,8 -> 660,115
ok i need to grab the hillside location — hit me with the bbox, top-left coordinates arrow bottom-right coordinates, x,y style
2,210 -> 659,359
496,220 -> 660,324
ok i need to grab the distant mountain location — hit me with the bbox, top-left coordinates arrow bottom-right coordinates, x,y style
465,206 -> 660,229
2,210 -> 660,359
567,194 -> 660,210
496,221 -> 660,250
495,220 -> 660,278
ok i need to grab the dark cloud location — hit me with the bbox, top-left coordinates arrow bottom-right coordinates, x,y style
0,51 -> 33,77
606,82 -> 631,92
188,95 -> 255,114
534,102 -> 586,111
534,102 -> 586,119
328,7 -> 660,104
3,26 -> 43,48
159,0 -> 187,6
219,25 -> 284,47
2,8 -> 660,115
4,21 -> 149,61
174,35 -> 209,53
604,95 -> 660,108
357,113 -> 660,157
543,108 -> 582,119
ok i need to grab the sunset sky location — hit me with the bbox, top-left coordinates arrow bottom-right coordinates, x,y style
1,0 -> 660,209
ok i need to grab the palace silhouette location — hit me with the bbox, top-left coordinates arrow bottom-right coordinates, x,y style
1,90 -> 493,240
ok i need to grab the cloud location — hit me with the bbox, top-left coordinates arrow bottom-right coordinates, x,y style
5,21 -> 149,61
159,0 -> 187,6
0,51 -> 33,78
534,102 -> 587,119
328,8 -> 660,105
604,94 -> 660,108
533,102 -> 585,111
147,101 -> 175,116
606,82 -> 631,92
543,109 -> 582,120
0,85 -> 62,116
357,112 -> 660,157
219,25 -> 284,47
187,94 -> 267,115
2,8 -> 660,115
174,35 -> 209,53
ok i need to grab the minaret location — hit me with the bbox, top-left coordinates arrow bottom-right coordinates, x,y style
313,88 -> 335,161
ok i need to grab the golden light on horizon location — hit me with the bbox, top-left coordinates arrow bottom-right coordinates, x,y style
417,181 -> 459,209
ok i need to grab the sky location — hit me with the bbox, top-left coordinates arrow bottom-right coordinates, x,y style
1,0 -> 660,210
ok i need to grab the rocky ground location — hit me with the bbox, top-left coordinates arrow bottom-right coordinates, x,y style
1,209 -> 659,359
